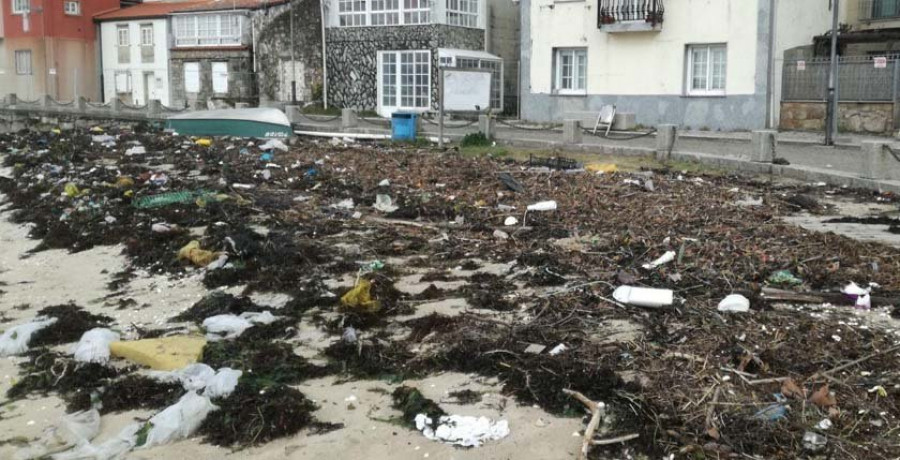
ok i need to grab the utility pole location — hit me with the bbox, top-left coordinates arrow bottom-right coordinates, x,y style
825,0 -> 840,146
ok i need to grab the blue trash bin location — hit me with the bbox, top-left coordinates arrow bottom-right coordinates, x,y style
391,112 -> 418,141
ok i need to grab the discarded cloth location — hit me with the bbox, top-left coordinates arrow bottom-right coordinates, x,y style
414,413 -> 510,447
177,240 -> 222,267
202,311 -> 279,341
340,279 -> 380,313
0,318 -> 58,356
71,328 -> 121,364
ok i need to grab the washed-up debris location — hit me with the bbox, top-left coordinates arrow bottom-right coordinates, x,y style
717,294 -> 750,313
332,198 -> 355,209
414,413 -> 510,447
177,240 -> 222,267
524,343 -> 547,354
498,172 -> 524,193
642,251 -> 676,270
109,336 -> 207,371
374,194 -> 399,213
585,163 -> 618,173
147,363 -> 241,398
768,270 -> 802,286
71,328 -> 120,363
202,311 -> 279,340
0,318 -> 58,356
527,200 -> 557,211
125,145 -> 146,156
612,286 -> 673,308
803,431 -> 827,451
340,279 -> 379,313
504,216 -> 518,226
260,139 -> 289,152
15,409 -> 101,460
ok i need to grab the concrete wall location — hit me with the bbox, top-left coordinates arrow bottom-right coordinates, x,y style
487,0 -> 520,114
100,19 -> 171,106
0,36 -> 98,101
325,24 -> 484,112
254,0 -> 323,104
169,49 -> 255,107
780,101 -> 894,134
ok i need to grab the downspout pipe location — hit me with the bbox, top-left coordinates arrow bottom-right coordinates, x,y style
765,0 -> 776,129
320,0 -> 328,108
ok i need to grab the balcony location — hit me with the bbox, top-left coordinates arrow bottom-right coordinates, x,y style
859,0 -> 900,22
598,0 -> 664,33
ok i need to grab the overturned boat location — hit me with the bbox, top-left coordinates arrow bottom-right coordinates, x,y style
166,108 -> 292,138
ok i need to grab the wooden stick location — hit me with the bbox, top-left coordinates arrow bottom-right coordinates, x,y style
563,389 -> 603,460
820,343 -> 900,377
591,433 -> 639,445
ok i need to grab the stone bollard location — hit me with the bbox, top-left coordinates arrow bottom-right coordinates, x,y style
234,102 -> 250,109
76,97 -> 87,112
478,114 -> 495,139
861,141 -> 891,180
656,124 -> 678,161
110,98 -> 122,113
750,130 -> 777,162
562,119 -> 582,144
284,105 -> 301,123
41,95 -> 53,108
342,108 -> 358,129
148,100 -> 162,118
7,93 -> 17,106
193,100 -> 207,111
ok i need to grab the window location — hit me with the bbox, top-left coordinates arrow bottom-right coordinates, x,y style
379,50 -> 430,109
64,0 -> 80,15
553,48 -> 587,94
12,0 -> 29,14
371,0 -> 399,25
115,72 -> 131,93
117,25 -> 130,46
447,0 -> 478,27
404,0 -> 430,24
117,25 -> 130,64
338,0 -> 367,26
212,62 -> 228,93
174,14 -> 241,46
15,50 -> 31,75
140,24 -> 153,46
184,62 -> 200,93
687,44 -> 726,96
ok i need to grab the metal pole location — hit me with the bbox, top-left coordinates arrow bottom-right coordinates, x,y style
290,0 -> 296,102
439,68 -> 445,149
825,0 -> 840,145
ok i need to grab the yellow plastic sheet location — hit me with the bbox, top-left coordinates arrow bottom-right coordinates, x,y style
177,240 -> 220,267
585,163 -> 618,173
195,138 -> 212,147
109,336 -> 207,371
340,279 -> 380,313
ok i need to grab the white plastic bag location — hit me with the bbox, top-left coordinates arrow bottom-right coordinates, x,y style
259,139 -> 289,152
374,194 -> 399,213
14,410 -> 100,460
202,311 -> 278,340
204,368 -> 242,399
0,318 -> 58,356
414,414 -> 510,447
148,363 -> 215,392
53,423 -> 142,460
717,294 -> 751,313
141,392 -> 218,448
72,328 -> 121,364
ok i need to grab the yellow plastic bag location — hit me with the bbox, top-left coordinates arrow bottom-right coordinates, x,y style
109,336 -> 206,371
115,176 -> 134,188
195,138 -> 212,147
64,183 -> 88,197
586,163 -> 618,173
340,279 -> 380,313
177,240 -> 221,267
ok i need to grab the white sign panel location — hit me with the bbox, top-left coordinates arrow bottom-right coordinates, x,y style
875,56 -> 888,69
797,60 -> 806,71
443,70 -> 491,112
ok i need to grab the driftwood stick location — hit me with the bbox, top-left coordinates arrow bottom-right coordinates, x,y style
563,389 -> 603,460
819,344 -> 900,377
591,433 -> 639,445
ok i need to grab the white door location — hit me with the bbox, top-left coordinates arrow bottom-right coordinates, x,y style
377,50 -> 431,118
279,60 -> 306,102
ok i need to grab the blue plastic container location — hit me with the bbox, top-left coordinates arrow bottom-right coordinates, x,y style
391,112 -> 418,141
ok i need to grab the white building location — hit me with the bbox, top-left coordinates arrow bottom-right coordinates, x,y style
96,1 -> 199,106
521,0 -> 833,130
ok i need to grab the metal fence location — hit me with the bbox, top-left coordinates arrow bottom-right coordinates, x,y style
782,56 -> 900,102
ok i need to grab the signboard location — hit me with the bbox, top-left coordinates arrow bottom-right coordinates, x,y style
797,60 -> 806,71
874,56 -> 888,69
49,68 -> 57,75
442,69 -> 491,112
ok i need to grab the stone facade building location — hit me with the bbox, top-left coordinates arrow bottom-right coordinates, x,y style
254,0 -> 324,104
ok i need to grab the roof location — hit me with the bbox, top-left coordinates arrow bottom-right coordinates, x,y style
176,0 -> 289,13
94,1 -> 207,21
437,48 -> 503,61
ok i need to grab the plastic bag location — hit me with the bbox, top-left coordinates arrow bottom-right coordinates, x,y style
374,194 -> 399,213
0,318 -> 58,356
340,279 -> 380,313
259,139 -> 289,152
177,240 -> 221,267
202,311 -> 278,341
717,294 -> 750,313
642,251 -> 676,270
414,413 -> 510,447
72,328 -> 121,364
14,409 -> 100,460
204,368 -> 242,399
141,392 -> 218,448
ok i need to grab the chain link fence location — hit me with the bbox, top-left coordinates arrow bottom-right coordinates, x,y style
783,55 -> 900,102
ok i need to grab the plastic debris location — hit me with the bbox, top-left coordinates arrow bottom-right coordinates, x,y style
332,198 -> 355,209
109,336 -> 207,371
753,404 -> 787,421
768,270 -> 802,285
14,409 -> 101,460
125,145 -> 146,156
151,223 -> 178,233
504,216 -> 518,226
141,392 -> 218,448
202,311 -> 279,341
115,176 -> 135,188
612,286 -> 674,308
527,201 -> 557,211
414,413 -> 510,447
132,190 -> 214,209
374,194 -> 399,213
195,138 -> 212,147
147,364 -> 242,399
177,240 -> 222,267
342,327 -> 358,343
642,251 -> 676,270
802,431 -> 827,451
717,294 -> 751,313
524,344 -> 546,354
378,179 -> 390,187
0,318 -> 58,356
816,418 -> 833,430
498,172 -> 524,193
64,183 -> 84,198
259,152 -> 274,162
585,163 -> 618,173
548,344 -> 567,355
72,328 -> 121,364
259,139 -> 289,152
340,279 -> 379,313
493,229 -> 509,240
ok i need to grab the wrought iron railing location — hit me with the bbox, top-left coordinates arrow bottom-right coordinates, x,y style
598,0 -> 664,27
859,0 -> 900,21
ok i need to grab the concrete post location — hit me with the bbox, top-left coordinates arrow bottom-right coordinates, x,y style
656,124 -> 678,161
234,102 -> 250,109
861,141 -> 891,180
750,130 -> 777,163
7,94 -> 17,106
562,119 -> 582,144
41,94 -> 53,108
342,108 -> 358,129
193,100 -> 206,111
285,105 -> 301,123
478,114 -> 494,139
110,98 -> 122,113
76,97 -> 87,112
148,100 -> 162,118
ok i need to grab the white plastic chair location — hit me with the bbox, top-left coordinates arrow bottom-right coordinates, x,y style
593,104 -> 617,136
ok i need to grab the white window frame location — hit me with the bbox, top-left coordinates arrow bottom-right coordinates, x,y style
686,44 -> 727,97
15,50 -> 31,75
184,62 -> 201,93
446,0 -> 478,28
338,0 -> 367,26
377,50 -> 431,113
173,14 -> 242,47
11,0 -> 29,14
553,48 -> 587,95
115,71 -> 131,94
140,24 -> 154,46
338,0 -> 432,27
370,0 -> 399,25
212,62 -> 229,93
116,25 -> 130,47
64,0 -> 80,15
